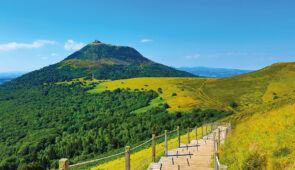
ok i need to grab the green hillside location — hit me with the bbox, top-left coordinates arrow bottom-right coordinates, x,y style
2,41 -> 194,90
1,41 -> 294,170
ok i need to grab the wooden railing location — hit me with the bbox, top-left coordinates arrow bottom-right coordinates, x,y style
213,123 -> 231,170
59,123 -> 230,170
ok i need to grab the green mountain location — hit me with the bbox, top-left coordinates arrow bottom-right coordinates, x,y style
0,41 -> 201,170
4,41 -> 194,89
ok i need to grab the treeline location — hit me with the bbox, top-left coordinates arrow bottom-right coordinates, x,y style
0,83 -> 231,170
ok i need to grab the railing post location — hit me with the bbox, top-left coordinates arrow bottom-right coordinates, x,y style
211,123 -> 213,133
205,124 -> 208,139
177,126 -> 180,148
187,127 -> 190,144
195,126 -> 198,140
213,132 -> 217,170
165,130 -> 168,156
59,158 -> 69,170
152,134 -> 156,162
125,146 -> 130,170
201,124 -> 203,138
218,128 -> 221,146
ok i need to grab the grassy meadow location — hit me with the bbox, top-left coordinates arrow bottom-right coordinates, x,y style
220,103 -> 295,169
57,62 -> 295,169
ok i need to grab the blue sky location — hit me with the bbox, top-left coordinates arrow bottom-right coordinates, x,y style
0,0 -> 294,72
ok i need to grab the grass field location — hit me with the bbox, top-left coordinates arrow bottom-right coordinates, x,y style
88,77 -> 208,112
57,62 -> 295,169
220,103 -> 295,169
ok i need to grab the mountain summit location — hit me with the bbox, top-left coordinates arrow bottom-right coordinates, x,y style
6,41 -> 195,88
64,42 -> 152,64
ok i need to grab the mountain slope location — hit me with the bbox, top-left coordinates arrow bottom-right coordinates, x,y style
87,62 -> 295,118
2,42 -> 194,90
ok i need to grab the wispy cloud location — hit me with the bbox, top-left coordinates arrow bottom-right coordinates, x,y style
184,54 -> 201,59
141,39 -> 153,43
64,40 -> 85,51
0,40 -> 56,51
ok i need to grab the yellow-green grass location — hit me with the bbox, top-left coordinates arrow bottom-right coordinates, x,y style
88,77 -> 208,112
54,62 -> 295,117
56,77 -> 109,86
86,62 -> 295,116
91,126 -> 211,170
220,103 -> 295,169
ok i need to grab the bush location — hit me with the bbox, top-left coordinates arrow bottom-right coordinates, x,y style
273,147 -> 290,157
172,93 -> 177,96
229,101 -> 238,108
157,88 -> 163,94
273,96 -> 279,100
242,151 -> 266,170
163,103 -> 170,109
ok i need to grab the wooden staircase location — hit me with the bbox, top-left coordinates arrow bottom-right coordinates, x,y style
147,126 -> 227,170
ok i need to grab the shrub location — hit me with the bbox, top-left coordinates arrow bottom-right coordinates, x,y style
163,103 -> 170,109
242,151 -> 266,170
157,88 -> 163,94
273,147 -> 290,157
273,96 -> 279,100
172,93 -> 177,96
229,101 -> 238,108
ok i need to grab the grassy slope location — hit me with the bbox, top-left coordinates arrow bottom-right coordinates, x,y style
58,62 -> 295,169
88,77 -> 208,112
220,103 -> 295,169
87,62 -> 295,116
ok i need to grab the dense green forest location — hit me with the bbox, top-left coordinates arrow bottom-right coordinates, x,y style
0,82 -> 232,170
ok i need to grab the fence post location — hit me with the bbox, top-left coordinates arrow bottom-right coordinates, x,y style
165,130 -> 168,156
125,146 -> 130,170
205,124 -> 207,139
211,123 -> 213,133
213,132 -> 217,170
59,158 -> 69,170
195,126 -> 198,141
187,127 -> 190,144
218,128 -> 221,146
152,134 -> 156,162
177,126 -> 180,148
215,144 -> 219,170
201,125 -> 203,138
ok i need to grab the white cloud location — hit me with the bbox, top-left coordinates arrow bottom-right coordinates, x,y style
0,40 -> 56,51
64,40 -> 85,50
184,54 -> 201,59
141,39 -> 153,43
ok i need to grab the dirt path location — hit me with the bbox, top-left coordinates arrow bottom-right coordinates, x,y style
148,126 -> 227,170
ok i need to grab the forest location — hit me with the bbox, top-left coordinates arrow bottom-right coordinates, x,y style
0,82 -> 232,169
